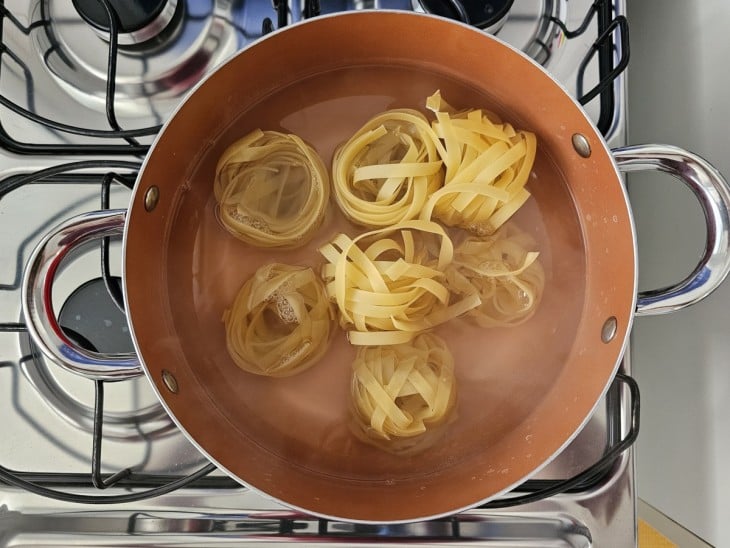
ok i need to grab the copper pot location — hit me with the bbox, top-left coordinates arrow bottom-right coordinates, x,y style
22,12 -> 730,522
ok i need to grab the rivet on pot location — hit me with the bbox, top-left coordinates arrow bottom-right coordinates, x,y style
144,186 -> 160,211
601,316 -> 617,343
161,369 -> 178,393
572,133 -> 592,158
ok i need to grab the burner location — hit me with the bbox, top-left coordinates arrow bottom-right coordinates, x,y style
20,277 -> 174,440
416,0 -> 514,31
58,277 -> 134,355
30,0 -> 239,117
72,0 -> 180,46
493,0 -> 566,66
406,0 -> 566,67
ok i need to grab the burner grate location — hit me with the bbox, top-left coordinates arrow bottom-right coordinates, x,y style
573,1 -> 629,133
0,4 -> 158,155
0,163 -> 640,502
0,161 -> 227,501
0,0 -> 627,155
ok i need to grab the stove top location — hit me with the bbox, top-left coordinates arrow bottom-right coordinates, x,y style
0,0 -> 635,545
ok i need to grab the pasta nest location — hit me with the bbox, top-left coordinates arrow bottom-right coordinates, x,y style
445,224 -> 545,327
419,91 -> 537,236
223,263 -> 334,377
319,220 -> 481,346
351,333 -> 456,445
214,129 -> 329,248
332,109 -> 444,228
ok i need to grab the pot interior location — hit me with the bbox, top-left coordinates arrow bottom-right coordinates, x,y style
125,12 -> 635,521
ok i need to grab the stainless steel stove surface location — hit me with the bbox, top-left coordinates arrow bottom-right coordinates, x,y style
0,0 -> 635,545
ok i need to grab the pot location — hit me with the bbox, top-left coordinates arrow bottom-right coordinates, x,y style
21,11 -> 730,522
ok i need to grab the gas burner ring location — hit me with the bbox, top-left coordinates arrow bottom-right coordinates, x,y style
414,0 -> 514,32
409,0 -> 567,68
19,276 -> 175,441
29,0 -> 240,117
72,0 -> 180,46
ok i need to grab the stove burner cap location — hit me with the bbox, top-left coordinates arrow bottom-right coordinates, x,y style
34,0 -> 238,116
72,0 -> 179,45
417,0 -> 514,30
20,277 -> 175,440
58,277 -> 134,355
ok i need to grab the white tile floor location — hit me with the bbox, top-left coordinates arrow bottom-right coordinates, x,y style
627,1 -> 730,546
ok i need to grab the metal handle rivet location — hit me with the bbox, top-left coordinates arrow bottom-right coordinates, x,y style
144,186 -> 160,211
162,369 -> 178,393
601,316 -> 617,343
572,133 -> 592,158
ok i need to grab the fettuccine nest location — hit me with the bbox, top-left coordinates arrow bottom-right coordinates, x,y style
214,129 -> 329,248
418,91 -> 537,236
223,263 -> 334,377
332,110 -> 444,228
350,333 -> 456,453
319,220 -> 481,346
446,224 -> 545,327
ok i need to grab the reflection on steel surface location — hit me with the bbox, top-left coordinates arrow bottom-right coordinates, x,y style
613,145 -> 730,315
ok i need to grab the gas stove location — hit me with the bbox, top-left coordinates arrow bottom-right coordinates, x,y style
0,1 -> 636,545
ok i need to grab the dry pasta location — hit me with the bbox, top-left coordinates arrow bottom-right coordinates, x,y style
445,224 -> 545,327
419,91 -> 537,236
214,129 -> 329,248
318,220 -> 481,346
332,109 -> 444,228
350,333 -> 456,453
223,263 -> 334,377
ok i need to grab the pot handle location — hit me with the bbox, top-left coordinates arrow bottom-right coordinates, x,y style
22,209 -> 143,381
612,144 -> 730,316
